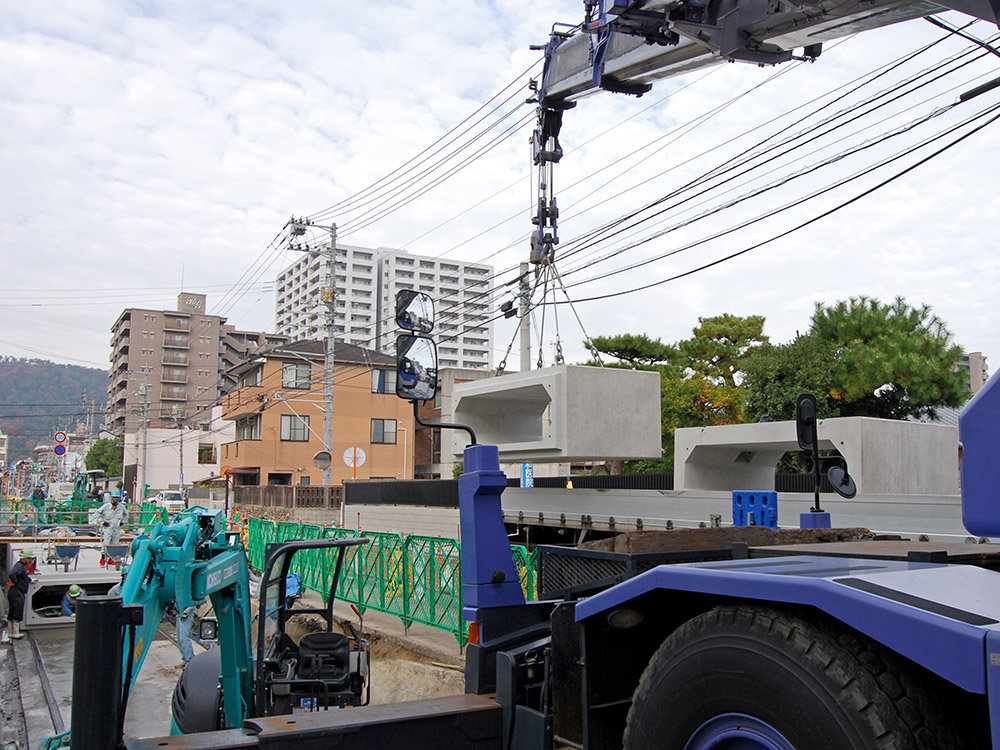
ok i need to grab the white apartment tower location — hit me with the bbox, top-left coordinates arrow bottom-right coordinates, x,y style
275,244 -> 493,370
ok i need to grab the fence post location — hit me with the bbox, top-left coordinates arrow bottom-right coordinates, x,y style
402,538 -> 411,635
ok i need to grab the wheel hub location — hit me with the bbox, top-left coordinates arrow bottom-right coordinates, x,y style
685,713 -> 796,750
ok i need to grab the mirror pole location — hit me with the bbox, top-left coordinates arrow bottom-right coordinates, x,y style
411,400 -> 477,446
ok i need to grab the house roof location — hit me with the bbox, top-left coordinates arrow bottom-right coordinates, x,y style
274,340 -> 395,367
227,339 -> 394,378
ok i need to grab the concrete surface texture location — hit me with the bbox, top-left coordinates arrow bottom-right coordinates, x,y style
674,416 -> 960,495
452,365 -> 662,462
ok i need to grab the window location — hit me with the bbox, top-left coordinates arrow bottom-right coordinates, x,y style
236,415 -> 260,441
197,443 -> 217,464
240,367 -> 262,388
281,414 -> 310,441
372,369 -> 397,394
282,362 -> 311,389
371,418 -> 397,445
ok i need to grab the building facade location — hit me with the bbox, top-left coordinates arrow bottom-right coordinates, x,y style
123,410 -> 234,499
959,351 -> 989,394
274,244 -> 492,370
108,293 -> 289,435
220,341 -> 414,486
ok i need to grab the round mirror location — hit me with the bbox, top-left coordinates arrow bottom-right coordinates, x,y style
827,465 -> 857,499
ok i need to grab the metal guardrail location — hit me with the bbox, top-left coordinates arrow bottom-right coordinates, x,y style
246,517 -> 539,645
0,501 -> 168,541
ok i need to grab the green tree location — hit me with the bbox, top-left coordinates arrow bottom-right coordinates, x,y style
678,313 -> 767,387
85,437 -> 123,477
588,333 -> 679,371
590,315 -> 761,472
744,296 -> 967,421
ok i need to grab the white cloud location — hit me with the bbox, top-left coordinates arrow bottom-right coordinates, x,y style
0,1 -> 996,391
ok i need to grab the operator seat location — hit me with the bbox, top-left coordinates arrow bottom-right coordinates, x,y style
296,631 -> 351,688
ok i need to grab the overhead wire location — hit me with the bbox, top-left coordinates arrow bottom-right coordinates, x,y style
546,97 -> 1000,305
548,29 -> 997,282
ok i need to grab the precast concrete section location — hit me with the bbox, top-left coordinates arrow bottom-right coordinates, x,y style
451,365 -> 662,463
674,417 -> 959,496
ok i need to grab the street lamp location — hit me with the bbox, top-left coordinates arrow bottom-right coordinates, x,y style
288,217 -> 336,486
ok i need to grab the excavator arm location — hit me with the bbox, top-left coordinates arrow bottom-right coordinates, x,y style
119,508 -> 254,730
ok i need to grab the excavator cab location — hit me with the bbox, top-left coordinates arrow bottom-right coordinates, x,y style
171,535 -> 371,734
254,537 -> 371,715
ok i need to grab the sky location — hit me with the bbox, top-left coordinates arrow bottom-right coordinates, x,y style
1,1 -> 998,384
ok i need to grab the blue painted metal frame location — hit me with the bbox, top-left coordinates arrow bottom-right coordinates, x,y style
459,444 -> 525,620
960,369 -> 1000,537
575,555 -> 996,695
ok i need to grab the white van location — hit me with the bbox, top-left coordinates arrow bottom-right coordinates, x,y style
157,490 -> 186,517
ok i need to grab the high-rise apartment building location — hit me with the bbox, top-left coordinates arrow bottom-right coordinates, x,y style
108,293 -> 289,434
959,351 -> 990,393
274,244 -> 493,370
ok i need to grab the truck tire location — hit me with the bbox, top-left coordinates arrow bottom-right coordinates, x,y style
623,605 -> 965,750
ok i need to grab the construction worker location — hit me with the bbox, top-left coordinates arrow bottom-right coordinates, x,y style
7,548 -> 36,639
61,584 -> 85,616
0,571 -> 8,644
176,605 -> 195,665
97,492 -> 128,566
29,483 -> 45,506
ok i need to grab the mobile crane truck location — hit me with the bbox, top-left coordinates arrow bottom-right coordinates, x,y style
70,0 -> 1000,747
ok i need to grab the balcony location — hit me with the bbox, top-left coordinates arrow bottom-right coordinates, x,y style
162,335 -> 189,350
161,373 -> 188,385
111,325 -> 130,344
160,388 -> 186,402
162,352 -> 189,366
163,318 -> 190,332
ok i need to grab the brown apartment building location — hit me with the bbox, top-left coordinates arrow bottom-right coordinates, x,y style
108,293 -> 288,434
220,341 -> 414,486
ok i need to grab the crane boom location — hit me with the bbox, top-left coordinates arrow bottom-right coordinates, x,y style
526,0 -> 999,266
538,0 -> 1000,106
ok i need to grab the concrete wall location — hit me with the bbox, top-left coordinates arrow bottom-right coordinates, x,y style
238,501 -> 459,538
674,417 -> 959,496
343,504 -> 460,538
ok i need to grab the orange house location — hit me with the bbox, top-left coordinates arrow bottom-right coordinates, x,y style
220,341 -> 414,486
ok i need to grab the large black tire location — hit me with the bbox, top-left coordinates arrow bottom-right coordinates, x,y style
623,605 -> 965,750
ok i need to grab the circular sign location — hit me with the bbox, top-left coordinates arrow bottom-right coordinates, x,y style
220,465 -> 233,477
342,446 -> 367,468
313,451 -> 332,470
54,445 -> 67,456
54,432 -> 67,443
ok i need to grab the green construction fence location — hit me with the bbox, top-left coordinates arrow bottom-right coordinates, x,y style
246,517 -> 539,645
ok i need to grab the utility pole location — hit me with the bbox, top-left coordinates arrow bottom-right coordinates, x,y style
289,217 -> 336,486
175,408 -> 184,493
138,371 -> 149,501
324,223 -> 336,487
519,262 -> 531,372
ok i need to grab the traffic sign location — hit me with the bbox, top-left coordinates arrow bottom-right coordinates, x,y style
343,447 -> 367,468
54,445 -> 66,456
54,431 -> 67,443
